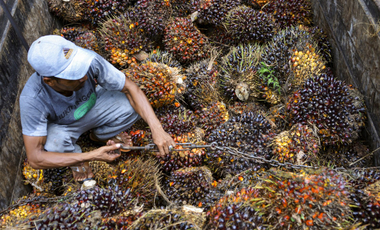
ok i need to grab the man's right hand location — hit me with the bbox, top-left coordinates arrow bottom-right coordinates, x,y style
91,143 -> 122,162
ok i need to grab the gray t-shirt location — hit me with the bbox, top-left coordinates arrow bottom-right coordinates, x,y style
20,52 -> 126,136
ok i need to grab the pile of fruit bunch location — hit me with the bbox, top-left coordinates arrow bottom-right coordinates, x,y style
124,62 -> 183,109
99,15 -> 152,68
163,17 -> 210,65
271,123 -> 320,164
205,111 -> 275,178
163,166 -> 221,209
106,158 -> 160,209
286,73 -> 366,146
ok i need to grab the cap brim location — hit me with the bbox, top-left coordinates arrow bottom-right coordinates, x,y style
55,47 -> 96,80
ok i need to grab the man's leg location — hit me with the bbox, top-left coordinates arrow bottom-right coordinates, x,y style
88,87 -> 141,141
44,123 -> 92,182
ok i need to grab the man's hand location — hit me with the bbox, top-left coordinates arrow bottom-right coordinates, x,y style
152,129 -> 176,157
90,143 -> 122,162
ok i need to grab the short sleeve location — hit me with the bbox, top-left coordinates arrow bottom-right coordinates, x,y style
20,96 -> 49,136
88,54 -> 126,91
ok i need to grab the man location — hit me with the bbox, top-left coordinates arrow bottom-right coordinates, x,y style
20,35 -> 175,182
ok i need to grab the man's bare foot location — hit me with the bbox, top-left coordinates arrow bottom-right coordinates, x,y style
71,162 -> 94,183
109,132 -> 132,152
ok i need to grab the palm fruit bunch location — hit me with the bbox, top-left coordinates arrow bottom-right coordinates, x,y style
54,26 -> 101,54
144,49 -> 182,69
53,26 -> 89,42
227,101 -> 265,116
106,158 -> 160,209
349,189 -> 380,229
223,5 -> 277,44
90,161 -> 113,186
347,169 -> 380,229
318,141 -> 371,168
195,0 -> 241,26
286,73 -> 366,146
242,0 -> 270,8
76,186 -> 134,218
262,0 -> 312,29
47,0 -> 84,22
261,26 -> 314,86
128,0 -> 172,39
218,43 -> 262,103
26,201 -> 97,229
194,101 -> 229,137
128,208 -> 205,229
288,41 -> 327,91
42,167 -> 73,195
205,111 -> 275,177
205,187 -> 265,229
271,123 -> 320,164
182,59 -> 219,110
163,17 -> 210,65
96,212 -> 142,230
170,0 -> 194,17
164,166 -> 220,209
22,159 -> 44,193
251,168 -> 352,229
82,0 -> 133,25
155,105 -> 198,136
124,62 -> 183,108
99,15 -> 152,68
204,26 -> 236,46
0,201 -> 45,227
306,26 -> 333,66
157,132 -> 207,174
217,167 -> 267,192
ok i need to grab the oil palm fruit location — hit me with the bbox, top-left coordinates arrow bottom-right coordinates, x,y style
128,0 -> 172,40
218,43 -> 262,103
47,0 -> 85,22
271,123 -> 320,164
183,59 -> 219,110
82,0 -> 133,25
205,111 -> 275,178
124,62 -> 183,109
143,49 -> 182,69
164,166 -> 220,209
195,0 -> 241,26
163,17 -> 210,65
99,15 -> 152,68
262,0 -> 312,29
194,101 -> 229,137
286,73 -> 366,146
106,158 -> 160,209
223,5 -> 277,44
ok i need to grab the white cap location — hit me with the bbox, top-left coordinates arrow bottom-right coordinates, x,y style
27,35 -> 96,80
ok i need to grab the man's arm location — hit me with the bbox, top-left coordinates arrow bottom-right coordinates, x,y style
121,77 -> 176,156
24,135 -> 121,169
